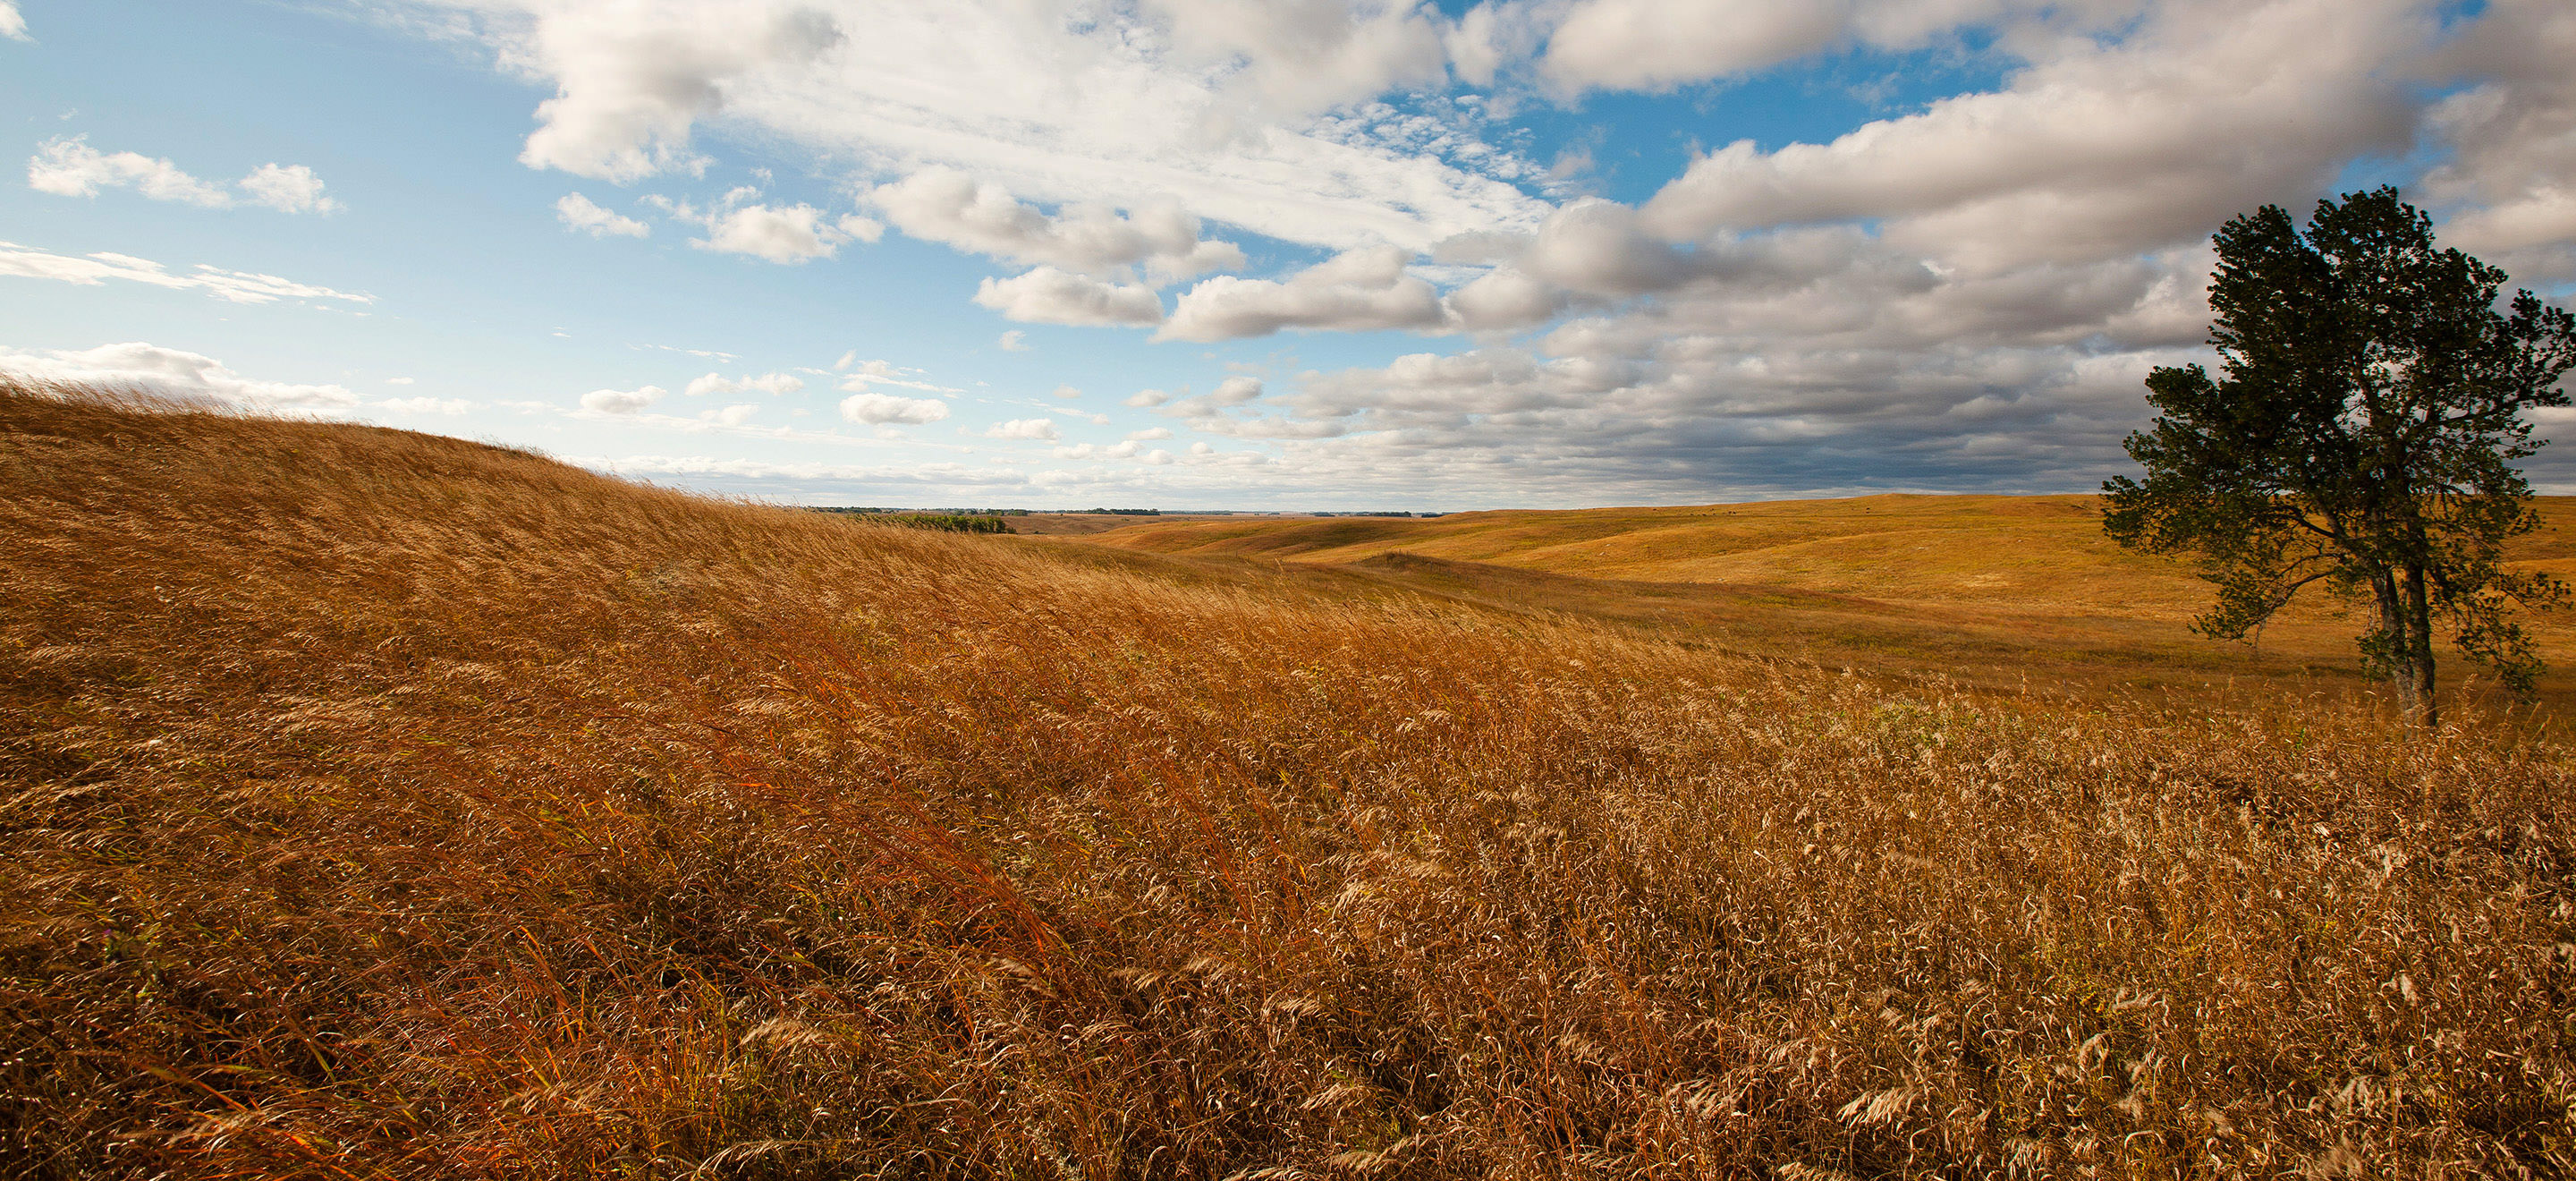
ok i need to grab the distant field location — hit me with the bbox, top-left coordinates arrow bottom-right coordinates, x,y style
1073,495 -> 2576,711
6,387 -> 2572,1177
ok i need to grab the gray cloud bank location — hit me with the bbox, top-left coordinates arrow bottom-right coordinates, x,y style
366,0 -> 2576,504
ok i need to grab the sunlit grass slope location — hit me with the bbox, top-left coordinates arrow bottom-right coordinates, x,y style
5,386 -> 2573,1177
1084,497 -> 2576,707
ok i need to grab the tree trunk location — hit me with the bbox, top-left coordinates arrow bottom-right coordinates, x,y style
2370,569 -> 2429,722
2404,561 -> 2438,726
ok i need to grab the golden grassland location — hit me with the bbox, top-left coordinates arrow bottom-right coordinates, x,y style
3,384 -> 2573,1178
1076,496 -> 2576,709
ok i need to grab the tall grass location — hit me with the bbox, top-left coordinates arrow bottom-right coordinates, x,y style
3,383 -> 2570,1178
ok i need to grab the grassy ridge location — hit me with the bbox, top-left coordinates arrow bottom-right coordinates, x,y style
4,387 -> 2573,1177
1080,497 -> 2576,709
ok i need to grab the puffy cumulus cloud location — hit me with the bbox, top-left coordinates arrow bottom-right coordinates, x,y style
1124,215 -> 2251,503
1050,384 -> 1081,400
514,3 -> 844,182
1156,375 -> 1303,432
1540,0 -> 1845,94
691,200 -> 881,263
1637,0 -> 2425,272
0,2 -> 25,40
1446,267 -> 1565,333
1142,0 -> 1449,120
1046,438 -> 1178,464
1128,426 -> 1174,440
29,138 -> 343,212
974,268 -> 1165,327
997,329 -> 1030,352
29,137 -> 233,207
986,417 -> 1060,440
698,403 -> 760,425
838,391 -> 949,424
1052,438 -> 1147,460
871,167 -> 1245,283
0,240 -> 373,306
2418,0 -> 2576,283
374,0 -> 1549,251
685,370 -> 804,396
0,342 -> 359,409
580,384 -> 666,413
1157,246 -> 1448,341
556,191 -> 649,236
1535,0 -> 2160,97
239,164 -> 344,214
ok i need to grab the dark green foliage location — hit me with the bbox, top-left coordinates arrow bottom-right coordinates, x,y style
2106,189 -> 2576,723
883,513 -> 1010,534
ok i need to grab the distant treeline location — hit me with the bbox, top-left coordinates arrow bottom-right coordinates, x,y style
881,514 -> 1011,534
813,507 -> 1030,517
811,508 -> 1013,534
1312,511 -> 1439,518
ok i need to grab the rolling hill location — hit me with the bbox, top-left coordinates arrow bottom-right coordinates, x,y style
4,385 -> 2572,1178
1076,496 -> 2576,708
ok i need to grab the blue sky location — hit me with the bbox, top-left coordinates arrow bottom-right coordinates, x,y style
2,0 -> 2570,509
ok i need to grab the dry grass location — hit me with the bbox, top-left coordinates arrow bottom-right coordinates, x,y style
1077,497 -> 2576,709
3,383 -> 2572,1178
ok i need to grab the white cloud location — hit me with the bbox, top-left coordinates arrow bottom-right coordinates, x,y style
580,384 -> 666,413
835,359 -> 959,392
1540,0 -> 1845,95
692,200 -> 880,263
997,329 -> 1030,352
1637,0 -> 2426,271
986,417 -> 1060,440
1053,438 -> 1147,460
686,370 -> 804,395
1127,426 -> 1174,440
2418,0 -> 2576,282
0,342 -> 359,408
556,191 -> 649,236
973,267 -> 1165,326
0,2 -> 26,41
1125,388 -> 1170,407
839,390 -> 951,424
239,164 -> 343,214
1145,0 -> 1453,120
514,4 -> 845,182
1050,384 -> 1080,400
377,0 -> 1551,251
0,240 -> 373,306
872,166 -> 1244,282
1158,245 -> 1448,341
699,402 -> 760,425
28,137 -> 232,206
28,137 -> 343,213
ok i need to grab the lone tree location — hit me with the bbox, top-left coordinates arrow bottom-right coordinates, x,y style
2105,188 -> 2576,725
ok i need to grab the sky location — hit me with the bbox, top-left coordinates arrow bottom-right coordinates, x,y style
2,0 -> 2572,510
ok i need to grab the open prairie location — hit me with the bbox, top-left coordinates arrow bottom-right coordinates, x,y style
4,387 -> 2573,1178
1075,497 -> 2576,712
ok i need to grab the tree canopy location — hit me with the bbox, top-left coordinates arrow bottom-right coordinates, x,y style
2104,187 -> 2576,724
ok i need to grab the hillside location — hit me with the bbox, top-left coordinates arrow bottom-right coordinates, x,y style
4,386 -> 2573,1178
1080,496 -> 2576,708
